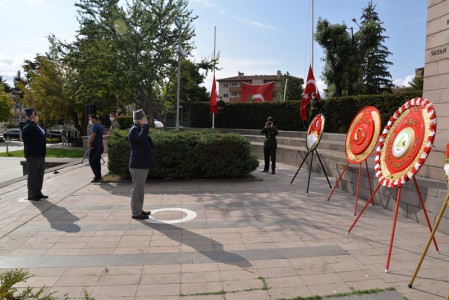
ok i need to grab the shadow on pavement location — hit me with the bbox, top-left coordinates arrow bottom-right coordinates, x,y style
30,200 -> 81,233
139,220 -> 252,268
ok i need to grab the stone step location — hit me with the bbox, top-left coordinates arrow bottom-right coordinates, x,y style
215,128 -> 449,235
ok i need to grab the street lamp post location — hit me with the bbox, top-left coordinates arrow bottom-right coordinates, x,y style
175,17 -> 182,129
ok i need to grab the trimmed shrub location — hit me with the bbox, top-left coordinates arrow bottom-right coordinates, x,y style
190,91 -> 423,132
108,129 -> 259,179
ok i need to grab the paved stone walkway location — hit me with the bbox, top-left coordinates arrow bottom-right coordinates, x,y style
0,159 -> 448,299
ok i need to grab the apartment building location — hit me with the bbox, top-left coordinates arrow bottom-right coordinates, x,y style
217,71 -> 303,103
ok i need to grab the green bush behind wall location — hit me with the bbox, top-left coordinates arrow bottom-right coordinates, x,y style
191,91 -> 423,133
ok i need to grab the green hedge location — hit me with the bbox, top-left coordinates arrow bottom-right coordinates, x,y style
108,129 -> 259,179
190,91 -> 423,133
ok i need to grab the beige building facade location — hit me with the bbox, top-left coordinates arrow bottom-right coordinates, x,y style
217,71 -> 303,103
423,0 -> 449,180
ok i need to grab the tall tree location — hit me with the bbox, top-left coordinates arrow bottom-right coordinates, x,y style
58,0 -> 200,123
0,76 -> 13,93
0,83 -> 14,122
18,54 -> 71,128
409,75 -> 424,91
316,19 -> 359,97
355,0 -> 393,94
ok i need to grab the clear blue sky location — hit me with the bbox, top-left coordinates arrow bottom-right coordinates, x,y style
0,0 -> 427,97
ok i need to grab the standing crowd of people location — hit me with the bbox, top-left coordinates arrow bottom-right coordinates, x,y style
21,96 -> 319,217
20,107 -> 156,219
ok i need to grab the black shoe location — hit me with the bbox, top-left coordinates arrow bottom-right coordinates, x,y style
28,196 -> 41,201
91,177 -> 102,183
142,210 -> 152,215
272,171 -> 275,174
132,213 -> 149,220
262,170 -> 268,173
38,194 -> 48,199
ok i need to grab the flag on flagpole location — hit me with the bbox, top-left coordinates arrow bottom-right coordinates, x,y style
241,82 -> 274,103
300,65 -> 321,121
209,74 -> 218,113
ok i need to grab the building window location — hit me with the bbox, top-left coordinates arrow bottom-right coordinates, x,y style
223,83 -> 228,88
231,82 -> 238,87
231,93 -> 237,98
223,93 -> 229,98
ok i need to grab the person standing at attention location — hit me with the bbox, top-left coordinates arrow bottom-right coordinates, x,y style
109,112 -> 120,132
261,116 -> 278,174
20,107 -> 48,201
128,109 -> 157,219
87,114 -> 104,182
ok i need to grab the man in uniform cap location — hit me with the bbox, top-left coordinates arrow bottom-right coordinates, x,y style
20,107 -> 48,201
128,109 -> 157,219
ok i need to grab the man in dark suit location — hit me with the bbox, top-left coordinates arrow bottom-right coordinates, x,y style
128,109 -> 157,219
19,107 -> 48,201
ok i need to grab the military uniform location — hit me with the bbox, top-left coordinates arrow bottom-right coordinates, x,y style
261,123 -> 278,174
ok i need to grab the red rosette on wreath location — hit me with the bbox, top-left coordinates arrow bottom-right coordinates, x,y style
374,98 -> 437,188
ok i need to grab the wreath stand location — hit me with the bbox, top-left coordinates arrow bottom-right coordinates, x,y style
346,98 -> 439,272
291,114 -> 332,195
408,143 -> 449,288
327,106 -> 381,215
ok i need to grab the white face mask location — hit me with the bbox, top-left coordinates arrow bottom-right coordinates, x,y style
109,117 -> 115,121
89,120 -> 93,125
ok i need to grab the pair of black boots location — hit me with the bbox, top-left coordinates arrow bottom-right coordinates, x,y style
262,168 -> 275,174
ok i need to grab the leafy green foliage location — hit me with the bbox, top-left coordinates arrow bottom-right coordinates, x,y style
316,1 -> 392,96
190,91 -> 422,132
316,19 -> 359,97
0,269 -> 54,300
276,72 -> 303,101
108,130 -> 259,178
0,83 -> 14,122
409,75 -> 424,91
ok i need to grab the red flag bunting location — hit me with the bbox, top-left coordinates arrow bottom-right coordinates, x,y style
209,74 -> 218,113
241,82 -> 274,103
300,65 -> 321,121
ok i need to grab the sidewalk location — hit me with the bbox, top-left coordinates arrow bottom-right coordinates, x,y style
0,159 -> 448,299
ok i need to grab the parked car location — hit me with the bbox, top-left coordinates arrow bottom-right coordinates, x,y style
47,129 -> 64,139
3,129 -> 21,141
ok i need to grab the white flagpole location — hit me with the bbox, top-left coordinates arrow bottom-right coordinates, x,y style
212,26 -> 216,129
311,0 -> 314,71
283,78 -> 288,102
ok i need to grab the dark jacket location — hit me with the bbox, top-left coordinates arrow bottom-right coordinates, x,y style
128,124 -> 157,169
19,120 -> 46,158
261,126 -> 278,148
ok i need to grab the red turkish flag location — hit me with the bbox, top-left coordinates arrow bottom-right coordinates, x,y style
209,74 -> 218,113
300,65 -> 321,121
241,82 -> 274,103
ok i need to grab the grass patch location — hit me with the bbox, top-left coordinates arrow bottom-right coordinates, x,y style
0,149 -> 84,158
279,287 -> 396,300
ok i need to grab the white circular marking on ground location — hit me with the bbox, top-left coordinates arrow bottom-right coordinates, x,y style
146,208 -> 197,224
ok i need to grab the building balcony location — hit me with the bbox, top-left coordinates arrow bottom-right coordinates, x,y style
228,87 -> 241,93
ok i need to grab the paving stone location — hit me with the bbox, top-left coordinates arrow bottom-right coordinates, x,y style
0,160 -> 447,300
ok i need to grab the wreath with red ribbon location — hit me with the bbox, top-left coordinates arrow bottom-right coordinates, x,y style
375,98 -> 437,188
